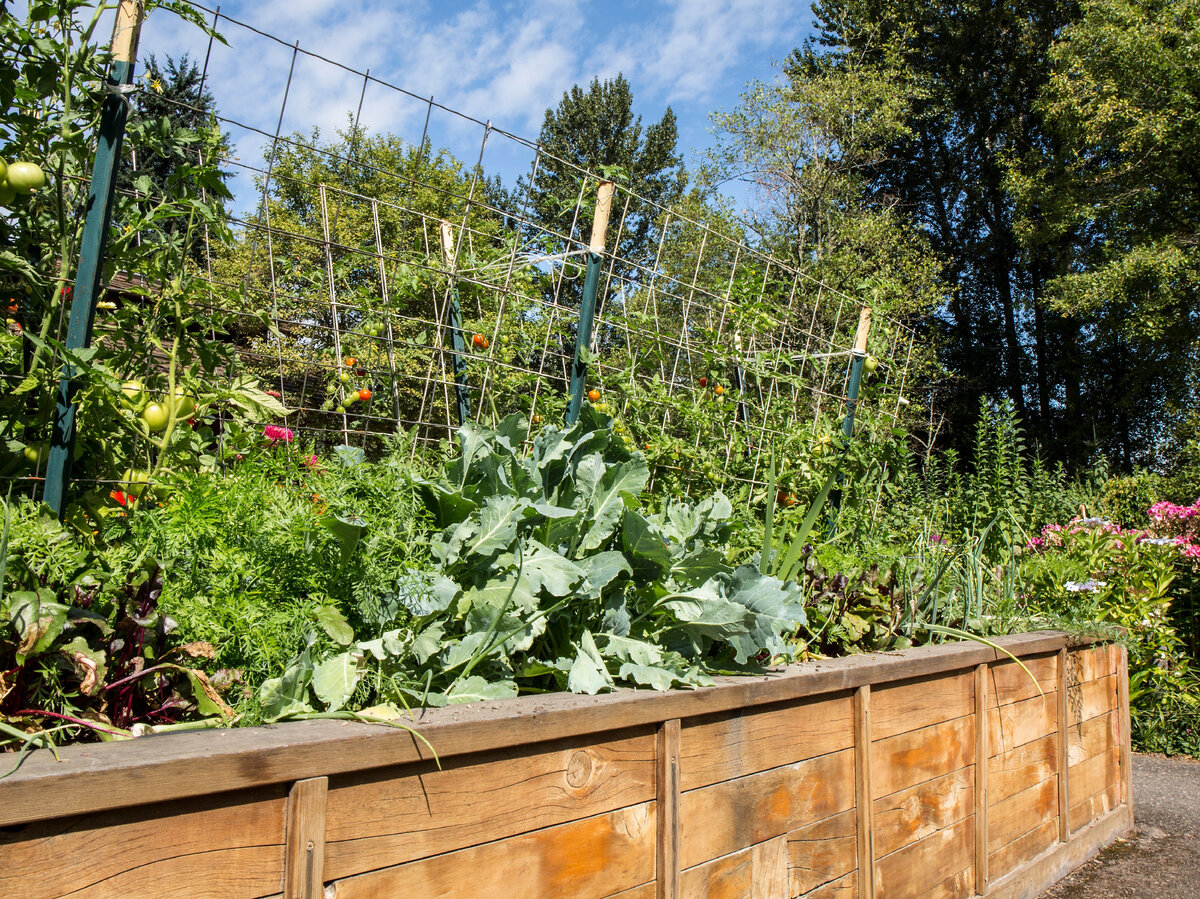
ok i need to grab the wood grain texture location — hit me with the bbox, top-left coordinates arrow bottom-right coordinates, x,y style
606,884 -> 657,899
988,817 -> 1058,882
987,654 -> 1058,708
799,870 -> 858,898
679,694 -> 853,791
323,729 -> 654,880
870,715 -> 975,799
680,836 -> 788,899
327,802 -> 655,899
989,691 -> 1057,755
1067,748 -> 1121,832
986,805 -> 1131,899
870,671 -> 973,741
680,749 -> 855,869
854,685 -> 875,899
1071,644 -> 1119,683
976,662 -> 989,896
1068,710 -> 1118,767
1117,644 -> 1133,808
284,777 -> 328,899
1069,782 -> 1121,834
787,808 -> 858,897
1066,675 -> 1119,730
0,786 -> 287,899
1057,648 -> 1070,843
873,815 -> 973,899
988,776 -> 1059,855
988,732 -> 1058,805
873,765 -> 974,858
659,719 -> 682,899
0,632 -> 1098,828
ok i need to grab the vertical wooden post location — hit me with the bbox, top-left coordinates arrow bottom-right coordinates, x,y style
1057,648 -> 1071,843
439,221 -> 471,428
854,685 -> 875,899
1116,644 -> 1133,812
975,663 -> 989,894
656,718 -> 681,899
284,776 -> 328,899
44,0 -> 145,516
566,180 -> 614,425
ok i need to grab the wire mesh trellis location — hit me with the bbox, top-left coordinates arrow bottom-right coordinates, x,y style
11,0 -> 921,512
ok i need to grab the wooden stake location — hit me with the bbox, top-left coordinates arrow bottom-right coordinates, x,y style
656,718 -> 681,899
853,306 -> 872,354
284,777 -> 328,899
1116,644 -> 1133,813
975,662 -> 990,894
1057,648 -> 1071,843
854,685 -> 875,899
110,0 -> 145,63
590,181 -> 615,253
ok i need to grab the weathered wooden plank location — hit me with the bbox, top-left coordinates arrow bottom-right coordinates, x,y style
659,719 -> 682,899
987,654 -> 1058,708
284,777 -> 328,899
787,808 -> 858,896
323,729 -> 654,880
680,694 -> 853,791
1068,710 -> 1118,767
800,870 -> 858,899
1067,675 -> 1119,729
989,691 -> 1057,755
1057,648 -> 1070,843
986,805 -> 1131,899
873,815 -> 973,899
975,662 -> 989,896
987,817 -> 1058,882
0,632 -> 1101,828
870,716 -> 975,799
988,732 -> 1058,806
606,883 -> 657,899
988,775 -> 1058,855
855,685 -> 875,899
872,765 -> 974,859
327,802 -> 655,899
923,867 -> 975,899
679,749 -> 855,869
680,836 -> 788,899
1071,644 -> 1119,683
1067,745 -> 1122,830
0,786 -> 287,898
870,671 -> 973,741
1117,644 -> 1133,807
1069,781 -> 1122,834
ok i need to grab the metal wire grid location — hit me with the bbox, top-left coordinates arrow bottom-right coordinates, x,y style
8,1 -> 920,502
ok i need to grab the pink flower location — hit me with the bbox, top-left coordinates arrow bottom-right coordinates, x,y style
264,425 -> 293,443
304,454 -> 318,468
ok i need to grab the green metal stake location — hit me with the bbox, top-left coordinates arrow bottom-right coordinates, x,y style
566,181 -> 614,425
439,221 -> 471,427
828,307 -> 873,536
44,1 -> 144,518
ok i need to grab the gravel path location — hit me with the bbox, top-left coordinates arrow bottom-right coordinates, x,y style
1040,753 -> 1200,897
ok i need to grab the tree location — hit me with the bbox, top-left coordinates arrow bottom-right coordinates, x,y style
526,74 -> 685,272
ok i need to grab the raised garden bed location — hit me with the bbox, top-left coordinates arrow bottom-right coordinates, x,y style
0,632 -> 1130,899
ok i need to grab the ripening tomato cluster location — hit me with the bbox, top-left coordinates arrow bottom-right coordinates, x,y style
336,356 -> 373,410
0,158 -> 46,205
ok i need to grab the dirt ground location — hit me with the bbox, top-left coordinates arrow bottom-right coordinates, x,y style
1040,753 -> 1200,897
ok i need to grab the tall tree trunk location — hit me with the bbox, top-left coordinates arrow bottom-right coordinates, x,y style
995,255 -> 1028,424
1031,261 -> 1050,434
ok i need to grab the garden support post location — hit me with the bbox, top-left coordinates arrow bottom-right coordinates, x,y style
566,181 -> 614,425
439,221 -> 471,428
828,307 -> 872,535
44,0 -> 145,518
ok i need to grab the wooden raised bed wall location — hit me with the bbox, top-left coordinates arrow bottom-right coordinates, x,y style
0,633 -> 1131,899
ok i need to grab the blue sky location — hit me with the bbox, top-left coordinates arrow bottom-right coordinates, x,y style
128,0 -> 814,210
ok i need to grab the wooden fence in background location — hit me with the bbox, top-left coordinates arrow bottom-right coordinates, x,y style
0,632 -> 1130,898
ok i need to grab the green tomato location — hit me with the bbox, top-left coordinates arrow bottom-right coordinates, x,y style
6,161 -> 45,194
863,355 -> 879,373
0,181 -> 13,206
120,378 -> 145,407
171,387 -> 196,418
121,468 -> 150,497
142,402 -> 170,432
338,371 -> 351,384
23,442 -> 47,466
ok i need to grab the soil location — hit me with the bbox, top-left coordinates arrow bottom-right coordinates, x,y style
1040,753 -> 1200,897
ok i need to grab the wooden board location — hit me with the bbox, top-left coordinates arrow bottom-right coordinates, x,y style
988,691 -> 1057,755
680,836 -> 788,899
988,775 -> 1059,855
1068,710 -> 1118,767
787,809 -> 858,896
1066,675 -> 1119,729
0,786 -> 287,899
870,716 -> 975,799
988,655 -> 1058,707
680,695 -> 853,791
870,672 -> 973,741
988,732 -> 1058,805
285,776 -> 328,899
327,802 -> 655,899
659,719 -> 682,899
323,729 -> 654,880
606,884 -> 657,899
873,815 -> 974,898
1069,781 -> 1121,833
873,765 -> 974,858
801,870 -> 858,898
679,749 -> 855,869
1070,644 -> 1119,683
988,817 -> 1058,882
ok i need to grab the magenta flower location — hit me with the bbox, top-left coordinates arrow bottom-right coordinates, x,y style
264,425 -> 294,443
